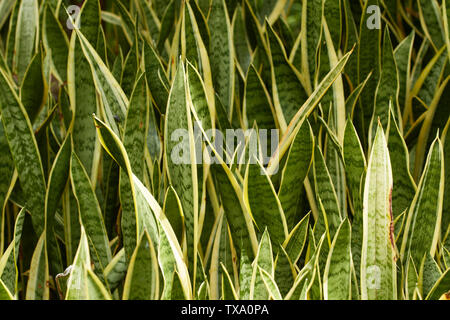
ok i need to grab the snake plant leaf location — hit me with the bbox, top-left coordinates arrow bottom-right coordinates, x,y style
246,159 -> 288,246
425,268 -> 450,300
232,6 -> 252,74
25,232 -> 49,300
278,121 -> 313,230
123,231 -> 159,300
323,219 -> 351,300
221,262 -> 238,300
0,123 -> 15,253
361,124 -> 397,300
85,268 -> 112,300
43,5 -> 69,84
313,145 -> 343,241
208,0 -> 235,117
65,226 -> 91,300
115,0 -> 136,45
401,137 -> 444,267
79,0 -> 101,47
267,22 -> 308,130
342,0 -> 359,88
45,134 -> 72,275
387,107 -> 417,219
119,74 -> 149,262
417,0 -> 445,52
323,0 -> 342,51
143,40 -> 170,114
259,266 -> 282,300
70,152 -> 112,274
0,0 -> 16,30
283,213 -> 310,266
250,229 -> 273,300
76,30 -> 128,136
120,37 -> 139,98
394,32 -> 415,112
443,121 -> 450,239
187,62 -> 213,131
301,0 -> 323,92
163,186 -> 184,243
124,74 -> 149,180
104,248 -> 127,292
267,49 -> 353,174
0,279 -> 13,300
243,64 -> 276,131
68,33 -> 99,176
370,29 -> 399,144
157,0 -> 175,52
94,124 -> 192,301
419,253 -> 442,298
164,61 -> 198,272
0,209 -> 25,294
13,0 -> 39,82
0,67 -> 46,235
357,0 -> 381,145
20,51 -> 46,124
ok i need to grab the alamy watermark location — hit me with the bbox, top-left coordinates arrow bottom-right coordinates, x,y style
66,5 -> 81,30
170,122 -> 279,175
366,5 -> 381,30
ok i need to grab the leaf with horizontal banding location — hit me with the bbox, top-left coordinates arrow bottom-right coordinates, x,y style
426,268 -> 450,300
232,6 -> 251,74
417,0 -> 445,52
13,0 -> 38,82
250,229 -> 273,300
357,0 -> 381,146
164,61 -> 198,273
104,249 -> 127,292
243,65 -> 276,131
323,219 -> 351,300
361,124 -> 397,300
143,40 -> 169,114
0,67 -> 46,235
20,51 -> 46,124
208,0 -> 234,116
163,186 -> 184,244
313,145 -> 342,241
387,107 -> 416,219
68,32 -> 98,176
343,119 -> 366,279
370,29 -> 399,144
93,116 -> 192,299
301,0 -> 323,92
76,30 -> 128,136
123,230 -> 159,300
266,49 -> 353,174
70,152 -> 112,275
246,159 -> 288,246
267,22 -> 308,132
323,0 -> 342,51
278,121 -> 313,230
43,5 -> 69,83
401,137 -> 444,267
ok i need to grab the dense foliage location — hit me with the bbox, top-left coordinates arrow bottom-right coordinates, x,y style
0,0 -> 449,300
